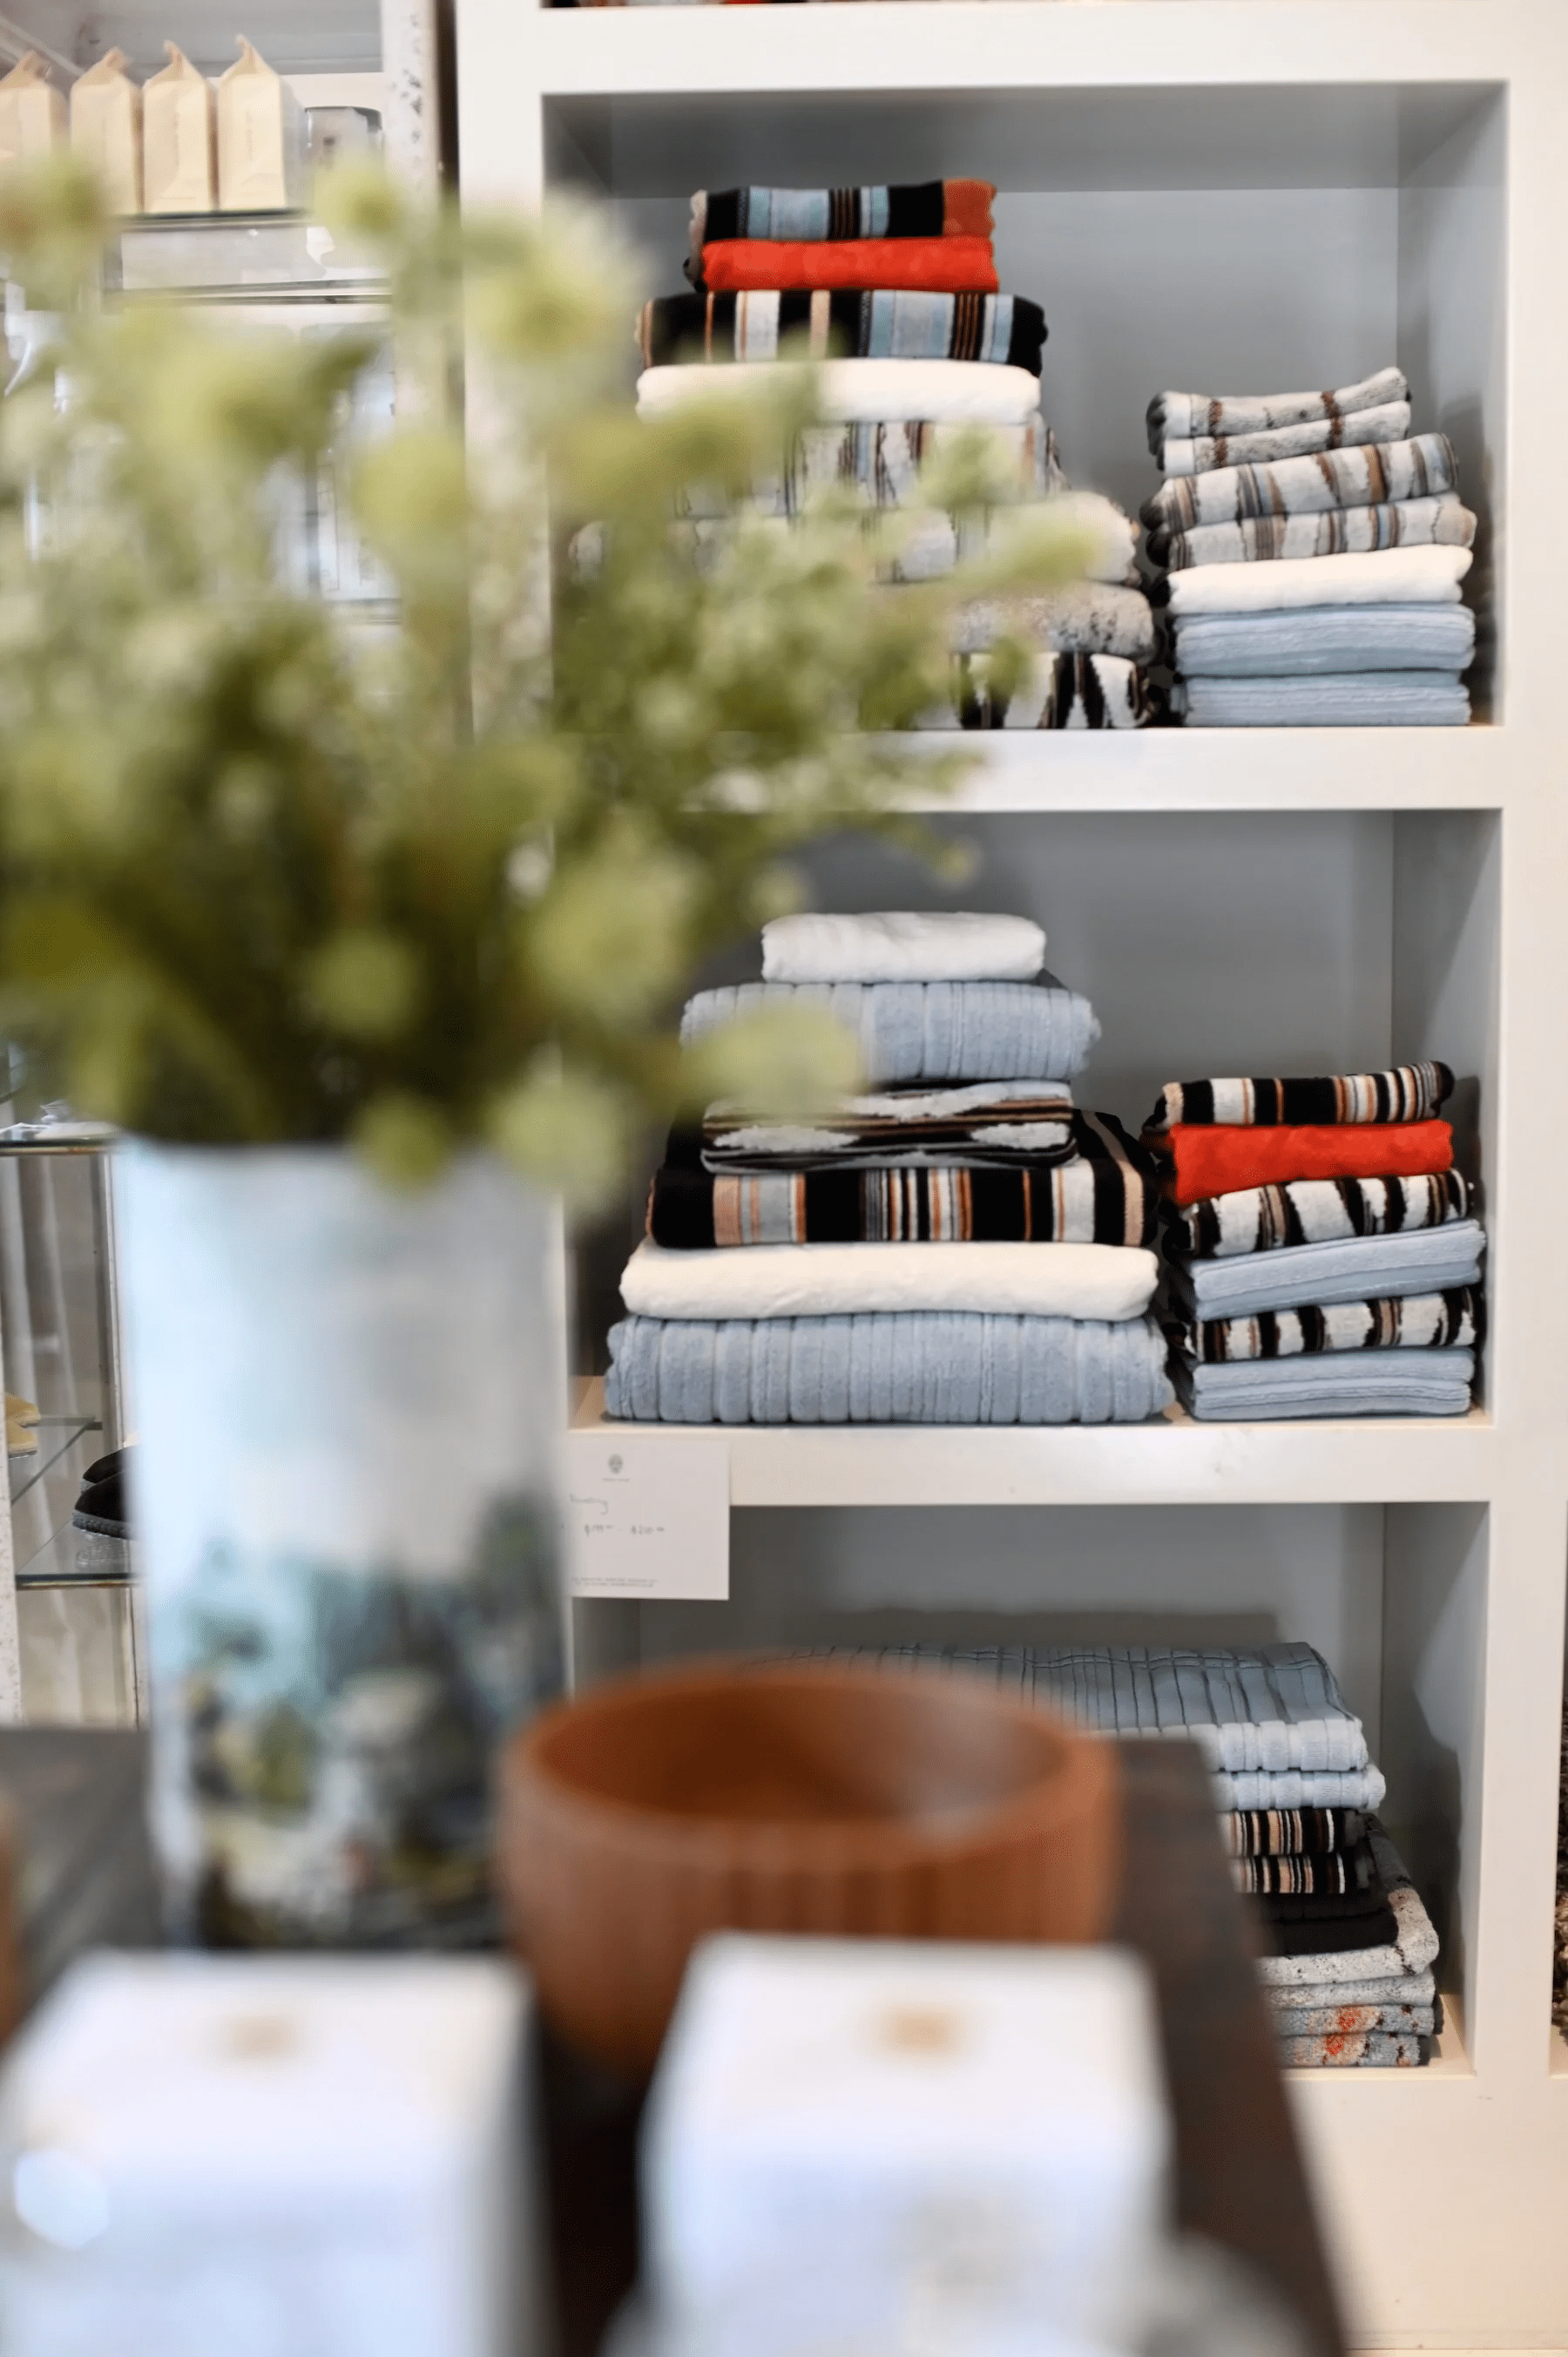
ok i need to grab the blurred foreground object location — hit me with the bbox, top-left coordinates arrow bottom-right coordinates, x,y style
501,1658 -> 1121,2075
641,1934 -> 1167,2357
0,1954 -> 535,2356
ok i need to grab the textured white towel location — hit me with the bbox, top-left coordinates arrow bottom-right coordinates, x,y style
636,359 -> 1044,426
761,911 -> 1045,984
619,1238 -> 1159,1323
1161,545 -> 1472,617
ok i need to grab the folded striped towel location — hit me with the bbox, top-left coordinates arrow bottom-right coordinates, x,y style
1148,492 -> 1477,572
639,289 -> 1046,372
1158,400 -> 1411,478
690,181 -> 995,265
937,652 -> 1158,732
1173,1169 -> 1472,1260
700,1080 -> 1077,1172
1223,1807 -> 1367,1858
1187,1286 -> 1479,1364
1147,1064 -> 1454,1129
1141,432 -> 1458,535
1146,367 -> 1409,456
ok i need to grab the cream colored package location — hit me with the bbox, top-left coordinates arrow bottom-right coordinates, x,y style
70,49 -> 142,214
216,37 -> 302,211
142,44 -> 214,213
0,55 -> 65,169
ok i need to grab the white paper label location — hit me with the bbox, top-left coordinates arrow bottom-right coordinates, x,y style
566,1432 -> 730,1601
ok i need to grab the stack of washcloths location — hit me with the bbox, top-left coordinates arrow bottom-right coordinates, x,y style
794,1641 -> 1441,2068
1142,365 -> 1477,726
636,181 -> 1158,730
1145,1060 -> 1484,1420
603,911 -> 1173,1424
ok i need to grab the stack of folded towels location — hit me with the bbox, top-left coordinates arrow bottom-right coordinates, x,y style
795,1641 -> 1441,2068
636,180 -> 1158,730
603,911 -> 1174,1424
1142,365 -> 1477,726
1145,1060 -> 1484,1420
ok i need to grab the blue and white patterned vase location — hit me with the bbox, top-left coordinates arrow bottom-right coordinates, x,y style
117,1145 -> 566,1947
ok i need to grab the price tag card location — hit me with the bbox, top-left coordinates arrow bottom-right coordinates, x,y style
566,1431 -> 730,1601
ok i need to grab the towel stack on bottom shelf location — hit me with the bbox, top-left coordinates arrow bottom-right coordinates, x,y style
605,912 -> 1173,1424
1143,367 -> 1478,727
794,1641 -> 1440,2067
1145,1062 -> 1484,1420
637,179 -> 1156,730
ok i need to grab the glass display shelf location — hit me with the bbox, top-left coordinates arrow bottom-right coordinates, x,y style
9,1414 -> 102,1506
14,1520 -> 131,1594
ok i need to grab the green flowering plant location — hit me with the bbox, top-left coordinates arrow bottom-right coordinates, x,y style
0,159 -> 1088,1197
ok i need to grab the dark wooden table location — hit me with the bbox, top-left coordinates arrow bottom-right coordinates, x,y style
0,1730 -> 1345,2357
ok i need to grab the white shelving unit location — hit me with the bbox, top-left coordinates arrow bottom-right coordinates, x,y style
457,1 -> 1568,2342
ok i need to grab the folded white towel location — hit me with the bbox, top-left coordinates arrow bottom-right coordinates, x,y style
1160,545 -> 1472,617
619,1238 -> 1160,1323
636,359 -> 1044,427
761,911 -> 1046,985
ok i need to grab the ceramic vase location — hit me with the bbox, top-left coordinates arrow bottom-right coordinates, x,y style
117,1145 -> 566,1947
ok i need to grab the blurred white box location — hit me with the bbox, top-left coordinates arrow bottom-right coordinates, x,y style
0,1953 -> 536,2357
644,1936 -> 1170,2357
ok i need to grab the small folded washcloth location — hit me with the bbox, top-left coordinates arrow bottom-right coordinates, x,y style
1255,1824 -> 1439,1986
1173,674 -> 1470,728
691,182 -> 996,264
938,652 -> 1158,732
701,1080 -> 1076,1172
949,582 -> 1156,663
1189,1285 -> 1479,1364
1175,1169 -> 1472,1261
636,358 -> 1045,425
603,1309 -> 1174,1425
1141,433 -> 1457,535
639,290 -> 1046,373
649,1109 -> 1159,1250
1272,2001 -> 1434,2036
681,978 -> 1100,1086
1156,544 -> 1472,617
1179,1346 -> 1476,1421
1146,367 -> 1409,455
698,235 -> 999,295
1169,606 -> 1476,679
1179,1219 -> 1485,1320
1223,1807 -> 1367,1858
1148,1063 -> 1453,1129
1159,400 -> 1412,478
1152,1119 -> 1452,1208
619,1236 -> 1160,1323
761,910 -> 1045,983
1149,492 -> 1477,572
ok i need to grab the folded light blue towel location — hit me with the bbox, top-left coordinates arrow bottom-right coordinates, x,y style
1172,606 -> 1476,678
1184,1220 -> 1484,1319
604,1309 -> 1172,1425
680,978 -> 1100,1086
1182,1347 -> 1475,1421
1173,673 -> 1470,727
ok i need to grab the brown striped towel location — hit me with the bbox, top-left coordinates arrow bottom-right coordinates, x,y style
1224,1808 -> 1366,1858
1146,368 -> 1409,456
700,1080 -> 1078,1172
1148,492 -> 1477,572
1141,433 -> 1458,536
639,289 -> 1046,373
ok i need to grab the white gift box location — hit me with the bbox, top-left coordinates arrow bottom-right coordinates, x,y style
643,1936 -> 1170,2357
0,1954 -> 536,2357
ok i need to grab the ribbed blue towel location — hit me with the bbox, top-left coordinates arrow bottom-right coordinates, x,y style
680,978 -> 1099,1085
1173,673 -> 1470,727
1183,1347 -> 1475,1420
1183,1220 -> 1484,1319
604,1309 -> 1172,1425
1172,605 -> 1476,678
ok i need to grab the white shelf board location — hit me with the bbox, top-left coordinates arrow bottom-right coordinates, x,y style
876,728 -> 1507,814
574,1379 -> 1493,1507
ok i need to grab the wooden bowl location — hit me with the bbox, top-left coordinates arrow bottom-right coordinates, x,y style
497,1657 -> 1122,2076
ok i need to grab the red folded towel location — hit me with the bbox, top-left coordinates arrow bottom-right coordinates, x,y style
1156,1121 -> 1454,1209
700,235 -> 999,296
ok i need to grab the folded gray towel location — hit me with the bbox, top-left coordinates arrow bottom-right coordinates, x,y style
1171,606 -> 1476,679
603,1309 -> 1173,1424
1179,1347 -> 1475,1420
1150,492 -> 1476,572
1183,1220 -> 1485,1319
1159,399 -> 1411,477
1147,367 -> 1409,455
1142,432 -> 1458,535
1272,2001 -> 1436,2036
1257,1824 -> 1440,1985
1173,674 -> 1470,727
680,978 -> 1100,1085
1278,2031 -> 1423,2066
949,582 -> 1156,661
